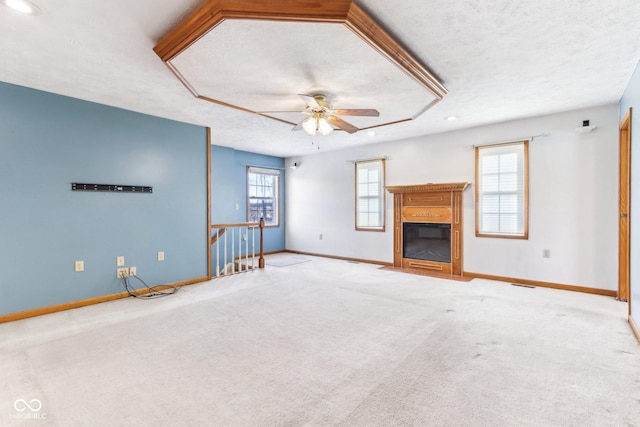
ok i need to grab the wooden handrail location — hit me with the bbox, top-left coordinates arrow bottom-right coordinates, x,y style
211,222 -> 260,229
210,228 -> 226,246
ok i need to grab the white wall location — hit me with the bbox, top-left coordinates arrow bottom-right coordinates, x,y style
285,104 -> 619,290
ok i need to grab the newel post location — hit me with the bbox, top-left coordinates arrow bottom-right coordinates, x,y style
258,218 -> 265,268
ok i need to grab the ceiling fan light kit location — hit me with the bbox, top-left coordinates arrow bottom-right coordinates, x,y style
292,94 -> 377,136
302,115 -> 333,136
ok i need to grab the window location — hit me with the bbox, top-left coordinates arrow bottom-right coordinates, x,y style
247,166 -> 279,227
475,140 -> 528,238
356,159 -> 385,231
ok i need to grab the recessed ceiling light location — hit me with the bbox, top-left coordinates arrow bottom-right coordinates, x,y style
445,115 -> 458,121
367,131 -> 376,137
1,0 -> 42,15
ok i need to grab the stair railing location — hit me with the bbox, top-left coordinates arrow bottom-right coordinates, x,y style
210,219 -> 264,277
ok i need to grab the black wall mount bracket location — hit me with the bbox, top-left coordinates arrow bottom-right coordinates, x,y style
71,183 -> 153,193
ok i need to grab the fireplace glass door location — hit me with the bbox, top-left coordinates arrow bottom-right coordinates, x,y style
403,222 -> 451,263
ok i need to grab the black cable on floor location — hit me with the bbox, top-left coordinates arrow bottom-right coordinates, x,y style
120,274 -> 179,299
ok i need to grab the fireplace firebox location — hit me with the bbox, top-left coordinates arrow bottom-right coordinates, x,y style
403,222 -> 451,263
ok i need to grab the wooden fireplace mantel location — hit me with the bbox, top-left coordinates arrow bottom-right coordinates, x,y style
385,182 -> 470,277
386,182 -> 469,194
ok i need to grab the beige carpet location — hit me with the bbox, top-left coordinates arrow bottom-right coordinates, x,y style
1,255 -> 639,426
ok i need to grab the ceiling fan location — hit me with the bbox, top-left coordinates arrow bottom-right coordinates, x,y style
264,94 -> 380,136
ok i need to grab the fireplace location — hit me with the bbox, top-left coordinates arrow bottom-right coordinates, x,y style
386,182 -> 469,276
403,222 -> 451,263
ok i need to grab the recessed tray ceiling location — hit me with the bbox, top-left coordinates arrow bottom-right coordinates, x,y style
154,0 -> 446,133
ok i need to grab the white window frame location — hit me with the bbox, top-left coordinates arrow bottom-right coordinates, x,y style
355,159 -> 385,231
247,166 -> 280,227
475,140 -> 529,239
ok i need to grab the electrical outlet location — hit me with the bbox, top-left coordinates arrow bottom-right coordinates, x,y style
117,268 -> 128,278
319,233 -> 323,240
543,249 -> 551,258
116,256 -> 125,266
157,251 -> 164,261
75,260 -> 84,272
129,266 -> 137,276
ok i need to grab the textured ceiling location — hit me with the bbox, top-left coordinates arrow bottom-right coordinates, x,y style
162,3 -> 444,132
1,0 -> 640,157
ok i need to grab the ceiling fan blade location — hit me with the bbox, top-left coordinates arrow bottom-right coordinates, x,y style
332,109 -> 380,117
298,94 -> 320,109
257,110 -> 305,114
327,116 -> 359,134
291,118 -> 307,131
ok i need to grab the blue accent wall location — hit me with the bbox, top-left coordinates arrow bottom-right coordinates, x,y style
620,60 -> 640,326
0,81 -> 208,316
211,145 -> 285,254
